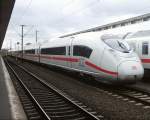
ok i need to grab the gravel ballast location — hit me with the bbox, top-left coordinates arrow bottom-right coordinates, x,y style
8,57 -> 150,120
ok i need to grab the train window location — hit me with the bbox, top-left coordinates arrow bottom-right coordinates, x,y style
68,46 -> 70,56
142,42 -> 149,55
25,49 -> 35,54
73,45 -> 92,58
41,46 -> 66,55
103,39 -> 131,53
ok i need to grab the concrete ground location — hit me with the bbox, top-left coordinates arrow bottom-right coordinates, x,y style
0,55 -> 27,120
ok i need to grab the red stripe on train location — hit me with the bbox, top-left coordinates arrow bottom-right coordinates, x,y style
25,54 -> 118,76
25,54 -> 79,62
85,61 -> 118,76
41,55 -> 79,62
141,59 -> 150,63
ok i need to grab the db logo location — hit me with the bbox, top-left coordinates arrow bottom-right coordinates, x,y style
132,66 -> 137,70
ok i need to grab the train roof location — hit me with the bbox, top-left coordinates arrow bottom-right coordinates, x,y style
59,32 -> 123,41
125,30 -> 150,39
24,32 -> 124,50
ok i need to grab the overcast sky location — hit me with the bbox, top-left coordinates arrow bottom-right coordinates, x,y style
2,0 -> 150,50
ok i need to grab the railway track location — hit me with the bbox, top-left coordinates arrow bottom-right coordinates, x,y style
117,86 -> 150,108
5,59 -> 103,120
100,85 -> 150,109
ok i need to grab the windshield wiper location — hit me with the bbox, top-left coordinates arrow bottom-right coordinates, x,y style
117,41 -> 126,49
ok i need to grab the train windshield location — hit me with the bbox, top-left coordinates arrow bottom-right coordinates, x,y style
103,39 -> 131,53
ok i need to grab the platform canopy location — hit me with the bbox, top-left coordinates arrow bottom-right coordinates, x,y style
60,13 -> 150,38
0,0 -> 15,49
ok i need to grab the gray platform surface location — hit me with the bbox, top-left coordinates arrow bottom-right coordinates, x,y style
0,56 -> 11,119
0,55 -> 27,120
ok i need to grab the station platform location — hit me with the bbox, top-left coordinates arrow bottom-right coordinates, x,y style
0,55 -> 27,120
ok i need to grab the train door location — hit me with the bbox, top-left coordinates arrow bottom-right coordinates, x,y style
140,40 -> 150,68
69,37 -> 86,71
136,40 -> 141,57
71,45 -> 84,71
72,45 -> 93,72
140,41 -> 149,57
66,37 -> 74,68
66,46 -> 72,68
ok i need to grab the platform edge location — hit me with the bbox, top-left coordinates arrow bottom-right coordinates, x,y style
1,57 -> 27,120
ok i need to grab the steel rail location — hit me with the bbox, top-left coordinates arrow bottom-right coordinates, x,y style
5,59 -> 51,120
6,59 -> 102,120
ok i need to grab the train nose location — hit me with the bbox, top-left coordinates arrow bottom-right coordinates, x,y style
118,61 -> 144,81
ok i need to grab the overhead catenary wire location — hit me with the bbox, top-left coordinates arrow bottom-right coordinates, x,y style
10,23 -> 21,37
9,0 -> 98,39
23,25 -> 34,37
50,0 -> 101,27
18,0 -> 33,25
10,0 -> 38,50
6,0 -> 34,43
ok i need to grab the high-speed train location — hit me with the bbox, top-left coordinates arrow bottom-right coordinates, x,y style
124,30 -> 150,70
14,32 -> 144,84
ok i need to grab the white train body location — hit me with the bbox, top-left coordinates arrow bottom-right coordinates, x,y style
124,30 -> 150,69
17,32 -> 144,84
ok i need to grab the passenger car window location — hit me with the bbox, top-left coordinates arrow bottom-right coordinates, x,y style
73,45 -> 92,58
25,49 -> 35,54
142,42 -> 148,55
41,46 -> 66,55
